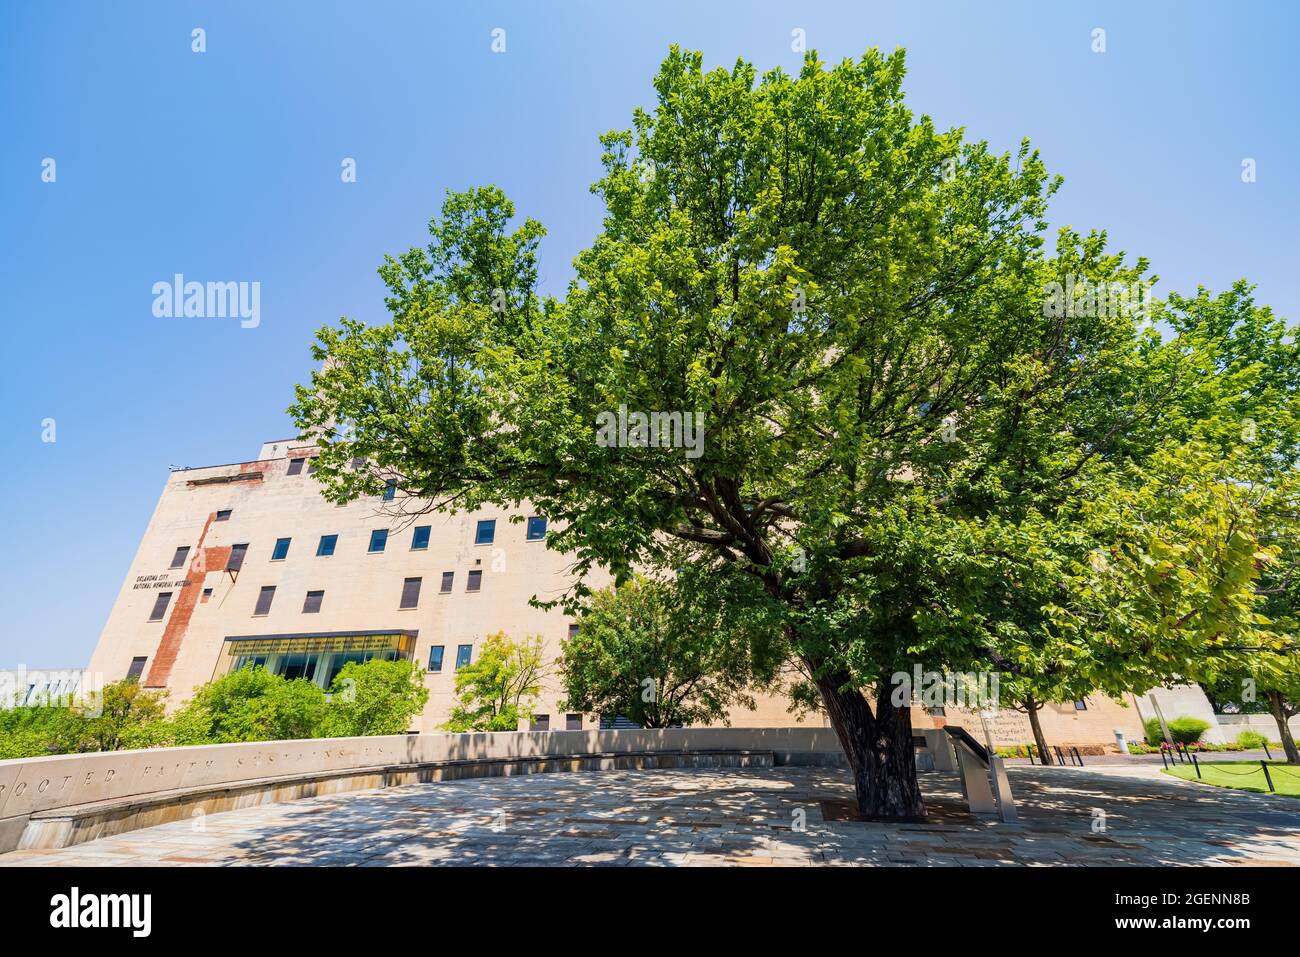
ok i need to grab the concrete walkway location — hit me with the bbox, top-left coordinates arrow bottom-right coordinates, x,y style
3,765 -> 1297,866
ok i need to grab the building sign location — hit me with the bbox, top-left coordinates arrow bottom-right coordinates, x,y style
133,574 -> 193,590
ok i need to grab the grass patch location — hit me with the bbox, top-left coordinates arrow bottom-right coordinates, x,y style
1164,760 -> 1300,797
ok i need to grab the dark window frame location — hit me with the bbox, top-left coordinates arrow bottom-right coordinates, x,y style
400,577 -> 422,609
316,534 -> 338,557
369,529 -> 389,553
169,546 -> 191,569
226,543 -> 249,572
253,585 -> 276,616
303,590 -> 324,613
411,526 -> 431,550
474,519 -> 496,545
148,591 -> 173,622
271,537 -> 291,561
428,645 -> 445,672
466,569 -> 483,592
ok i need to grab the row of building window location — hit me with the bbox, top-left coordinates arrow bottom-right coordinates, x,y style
169,518 -> 546,571
148,568 -> 489,622
427,644 -> 474,672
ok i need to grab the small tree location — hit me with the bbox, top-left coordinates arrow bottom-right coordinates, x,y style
321,658 -> 430,737
559,573 -> 782,727
442,633 -> 545,732
76,679 -> 169,752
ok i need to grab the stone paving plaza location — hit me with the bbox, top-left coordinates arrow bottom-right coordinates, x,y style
4,765 -> 1298,866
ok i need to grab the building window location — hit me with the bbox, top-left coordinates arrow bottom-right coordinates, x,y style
125,657 -> 148,682
455,644 -> 472,669
350,456 -> 366,470
317,534 -> 338,557
369,529 -> 389,553
466,570 -> 482,592
254,585 -> 276,616
440,571 -> 454,593
400,577 -> 422,609
169,546 -> 190,569
530,715 -> 550,732
202,587 -> 213,600
428,645 -> 445,672
474,519 -> 495,545
1074,700 -> 1088,711
215,509 -> 232,522
286,457 -> 305,476
566,714 -> 582,731
526,516 -> 547,541
411,526 -> 431,550
271,537 -> 291,561
567,623 -> 580,640
382,479 -> 397,501
226,543 -> 249,571
148,592 -> 172,622
303,590 -> 324,613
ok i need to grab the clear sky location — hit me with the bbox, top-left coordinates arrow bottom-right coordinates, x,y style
1,1 -> 1297,668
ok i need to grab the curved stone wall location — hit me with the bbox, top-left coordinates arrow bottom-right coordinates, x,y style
0,727 -> 869,853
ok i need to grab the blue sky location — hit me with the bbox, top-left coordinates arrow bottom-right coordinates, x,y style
1,1 -> 1297,668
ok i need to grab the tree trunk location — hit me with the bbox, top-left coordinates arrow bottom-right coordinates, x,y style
1266,690 -> 1300,765
814,669 -> 926,821
1023,695 -> 1053,765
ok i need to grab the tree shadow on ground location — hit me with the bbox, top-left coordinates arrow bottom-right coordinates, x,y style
5,765 -> 1297,866
195,764 -> 1300,867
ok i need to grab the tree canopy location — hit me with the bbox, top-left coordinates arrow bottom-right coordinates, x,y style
290,46 -> 1295,816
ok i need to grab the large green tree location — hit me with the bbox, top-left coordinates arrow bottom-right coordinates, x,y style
291,47 -> 1275,818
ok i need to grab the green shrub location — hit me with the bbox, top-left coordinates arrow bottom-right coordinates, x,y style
1,663 -> 431,756
0,705 -> 78,758
171,666 -> 327,743
1169,717 -> 1212,744
1144,716 -> 1212,746
320,659 -> 429,737
1235,729 -> 1268,749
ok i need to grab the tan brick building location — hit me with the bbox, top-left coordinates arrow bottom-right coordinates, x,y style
86,438 -> 606,733
85,437 -> 1145,748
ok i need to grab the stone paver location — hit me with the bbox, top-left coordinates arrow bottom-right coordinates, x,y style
3,765 -> 1297,866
